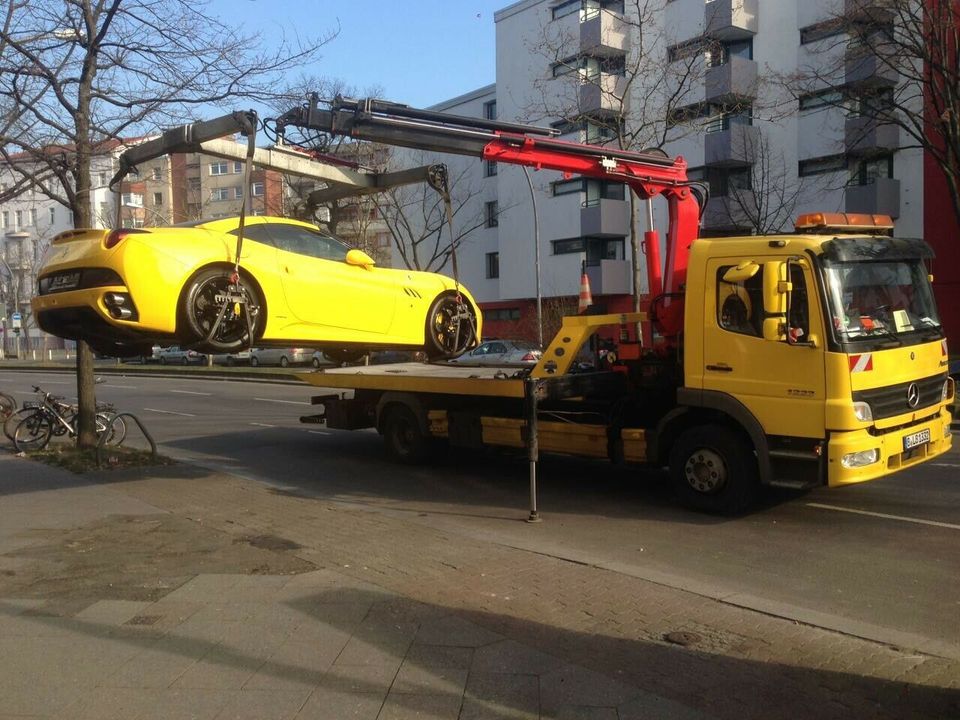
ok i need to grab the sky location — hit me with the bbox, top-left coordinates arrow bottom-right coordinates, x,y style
205,0 -> 508,109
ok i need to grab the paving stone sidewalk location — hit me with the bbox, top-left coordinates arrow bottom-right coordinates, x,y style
1,452 -> 958,719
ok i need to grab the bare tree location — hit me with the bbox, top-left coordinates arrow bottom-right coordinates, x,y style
719,129 -> 807,235
783,0 -> 960,224
0,0 -> 335,446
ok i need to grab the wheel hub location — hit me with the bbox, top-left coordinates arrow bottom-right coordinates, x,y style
683,448 -> 727,494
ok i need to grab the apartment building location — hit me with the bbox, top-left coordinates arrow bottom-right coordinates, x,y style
410,0 -> 936,340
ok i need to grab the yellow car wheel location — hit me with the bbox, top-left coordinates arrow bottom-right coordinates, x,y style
425,294 -> 477,360
180,268 -> 264,354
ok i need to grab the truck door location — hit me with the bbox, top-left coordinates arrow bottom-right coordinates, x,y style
702,258 -> 826,439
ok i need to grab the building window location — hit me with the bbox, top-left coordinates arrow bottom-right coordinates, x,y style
668,37 -> 707,63
188,177 -> 201,190
704,107 -> 753,133
15,210 -> 21,228
799,19 -> 845,45
486,252 -> 500,279
486,307 -> 521,321
251,182 -> 264,197
97,172 -> 107,187
706,38 -> 753,68
233,161 -> 243,174
799,89 -> 845,112
551,0 -> 581,20
483,100 -> 497,120
584,179 -> 625,206
233,186 -> 243,199
552,237 -> 586,254
48,207 -> 55,224
552,178 -> 584,196
1,211 -> 7,229
484,160 -> 498,177
211,187 -> 230,201
798,154 -> 846,177
706,167 -> 752,197
29,208 -> 37,226
850,154 -> 894,186
153,192 -> 163,206
210,161 -> 229,175
121,193 -> 143,207
485,201 -> 499,228
152,167 -> 162,180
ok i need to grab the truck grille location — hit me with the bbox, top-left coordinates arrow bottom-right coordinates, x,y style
852,373 -> 946,420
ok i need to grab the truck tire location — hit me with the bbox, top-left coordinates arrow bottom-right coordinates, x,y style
669,424 -> 758,514
382,404 -> 428,464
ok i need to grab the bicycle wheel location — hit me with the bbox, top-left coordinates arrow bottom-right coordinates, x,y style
96,412 -> 127,446
13,412 -> 53,452
0,392 -> 16,421
4,407 -> 36,442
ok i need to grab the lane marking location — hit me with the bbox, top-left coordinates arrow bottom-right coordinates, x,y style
143,407 -> 196,417
307,430 -> 331,435
169,389 -> 212,396
103,383 -> 136,389
253,397 -> 310,406
931,463 -> 960,468
807,503 -> 960,531
249,422 -> 276,428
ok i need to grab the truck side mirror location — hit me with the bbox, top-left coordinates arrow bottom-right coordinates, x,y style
722,261 -> 759,284
762,261 -> 788,342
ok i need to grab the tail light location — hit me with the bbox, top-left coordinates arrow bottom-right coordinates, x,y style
521,352 -> 537,361
104,228 -> 148,249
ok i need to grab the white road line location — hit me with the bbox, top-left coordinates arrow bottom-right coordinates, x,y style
307,430 -> 331,435
169,389 -> 212,396
102,383 -> 136,389
253,397 -> 310,405
143,407 -> 196,417
807,503 -> 960,531
250,422 -> 276,428
931,463 -> 960,468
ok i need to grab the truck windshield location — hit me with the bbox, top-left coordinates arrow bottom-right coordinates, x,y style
823,259 -> 941,344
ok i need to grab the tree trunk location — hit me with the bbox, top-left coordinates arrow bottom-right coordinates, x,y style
75,340 -> 97,448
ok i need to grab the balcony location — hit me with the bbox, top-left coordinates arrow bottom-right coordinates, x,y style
586,259 -> 632,296
845,115 -> 899,155
581,9 -> 629,57
844,0 -> 894,23
702,194 -> 756,232
580,198 -> 629,237
845,177 -> 900,218
845,49 -> 898,87
579,74 -> 629,113
705,122 -> 759,167
704,0 -> 758,41
705,56 -> 758,104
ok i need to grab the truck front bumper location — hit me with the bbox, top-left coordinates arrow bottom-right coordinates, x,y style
827,408 -> 953,486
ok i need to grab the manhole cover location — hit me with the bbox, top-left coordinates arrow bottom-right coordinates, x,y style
663,631 -> 702,647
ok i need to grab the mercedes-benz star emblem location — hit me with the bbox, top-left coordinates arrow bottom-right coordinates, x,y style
906,383 -> 920,409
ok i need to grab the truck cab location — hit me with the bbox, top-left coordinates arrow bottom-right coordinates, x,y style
681,213 -> 953,497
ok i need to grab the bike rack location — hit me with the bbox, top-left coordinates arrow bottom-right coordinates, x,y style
95,413 -> 157,468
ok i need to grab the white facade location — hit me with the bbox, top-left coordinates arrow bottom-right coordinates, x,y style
406,0 -> 923,307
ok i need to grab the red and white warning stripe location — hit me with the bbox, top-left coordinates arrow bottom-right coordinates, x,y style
849,353 -> 873,373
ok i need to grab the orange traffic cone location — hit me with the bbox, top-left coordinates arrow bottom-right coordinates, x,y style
578,267 -> 593,314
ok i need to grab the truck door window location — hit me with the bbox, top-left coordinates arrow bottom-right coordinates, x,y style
787,265 -> 809,343
717,266 -> 762,337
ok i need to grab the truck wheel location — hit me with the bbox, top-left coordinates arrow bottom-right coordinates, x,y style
382,404 -> 428,464
669,424 -> 758,514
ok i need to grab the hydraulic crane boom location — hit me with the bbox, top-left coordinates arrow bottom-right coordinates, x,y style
273,95 -> 702,342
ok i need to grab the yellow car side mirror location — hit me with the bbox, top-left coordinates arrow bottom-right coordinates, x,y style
346,249 -> 376,268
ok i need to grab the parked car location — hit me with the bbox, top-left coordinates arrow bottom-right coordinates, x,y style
449,339 -> 542,366
211,350 -> 252,366
32,216 -> 481,360
157,345 -> 206,365
250,347 -> 313,367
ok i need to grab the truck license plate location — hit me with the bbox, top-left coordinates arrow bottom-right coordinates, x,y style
903,429 -> 931,451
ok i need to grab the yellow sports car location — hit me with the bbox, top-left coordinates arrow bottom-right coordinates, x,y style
32,216 -> 481,360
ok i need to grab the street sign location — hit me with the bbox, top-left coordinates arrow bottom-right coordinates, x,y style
11,312 -> 21,329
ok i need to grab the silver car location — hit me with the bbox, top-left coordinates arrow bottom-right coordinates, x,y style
157,345 -> 206,365
450,339 -> 541,366
250,347 -> 313,367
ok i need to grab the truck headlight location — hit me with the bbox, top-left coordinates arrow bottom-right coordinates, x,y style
853,401 -> 873,422
943,378 -> 954,402
841,449 -> 880,468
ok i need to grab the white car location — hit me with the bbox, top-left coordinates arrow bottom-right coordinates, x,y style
450,339 -> 542,366
157,345 -> 206,365
250,347 -> 313,367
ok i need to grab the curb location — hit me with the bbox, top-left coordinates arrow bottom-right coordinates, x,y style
0,362 -> 313,386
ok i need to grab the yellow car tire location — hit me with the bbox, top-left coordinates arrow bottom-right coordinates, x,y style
425,294 -> 477,360
180,267 -> 264,354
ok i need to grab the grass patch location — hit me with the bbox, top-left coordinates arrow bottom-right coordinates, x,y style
26,444 -> 175,474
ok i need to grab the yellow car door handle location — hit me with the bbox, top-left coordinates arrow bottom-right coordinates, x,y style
706,363 -> 733,373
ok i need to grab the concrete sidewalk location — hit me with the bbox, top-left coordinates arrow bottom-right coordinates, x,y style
0,452 -> 958,720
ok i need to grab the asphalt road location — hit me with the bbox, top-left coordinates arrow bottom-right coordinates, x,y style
3,368 -> 959,659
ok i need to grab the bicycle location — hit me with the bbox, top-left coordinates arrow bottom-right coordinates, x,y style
0,391 -> 16,422
12,386 -> 126,452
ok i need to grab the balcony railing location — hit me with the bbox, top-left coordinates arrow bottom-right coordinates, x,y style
705,0 -> 759,41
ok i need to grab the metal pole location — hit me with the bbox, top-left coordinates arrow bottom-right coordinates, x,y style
525,376 -> 542,523
522,167 -> 543,349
